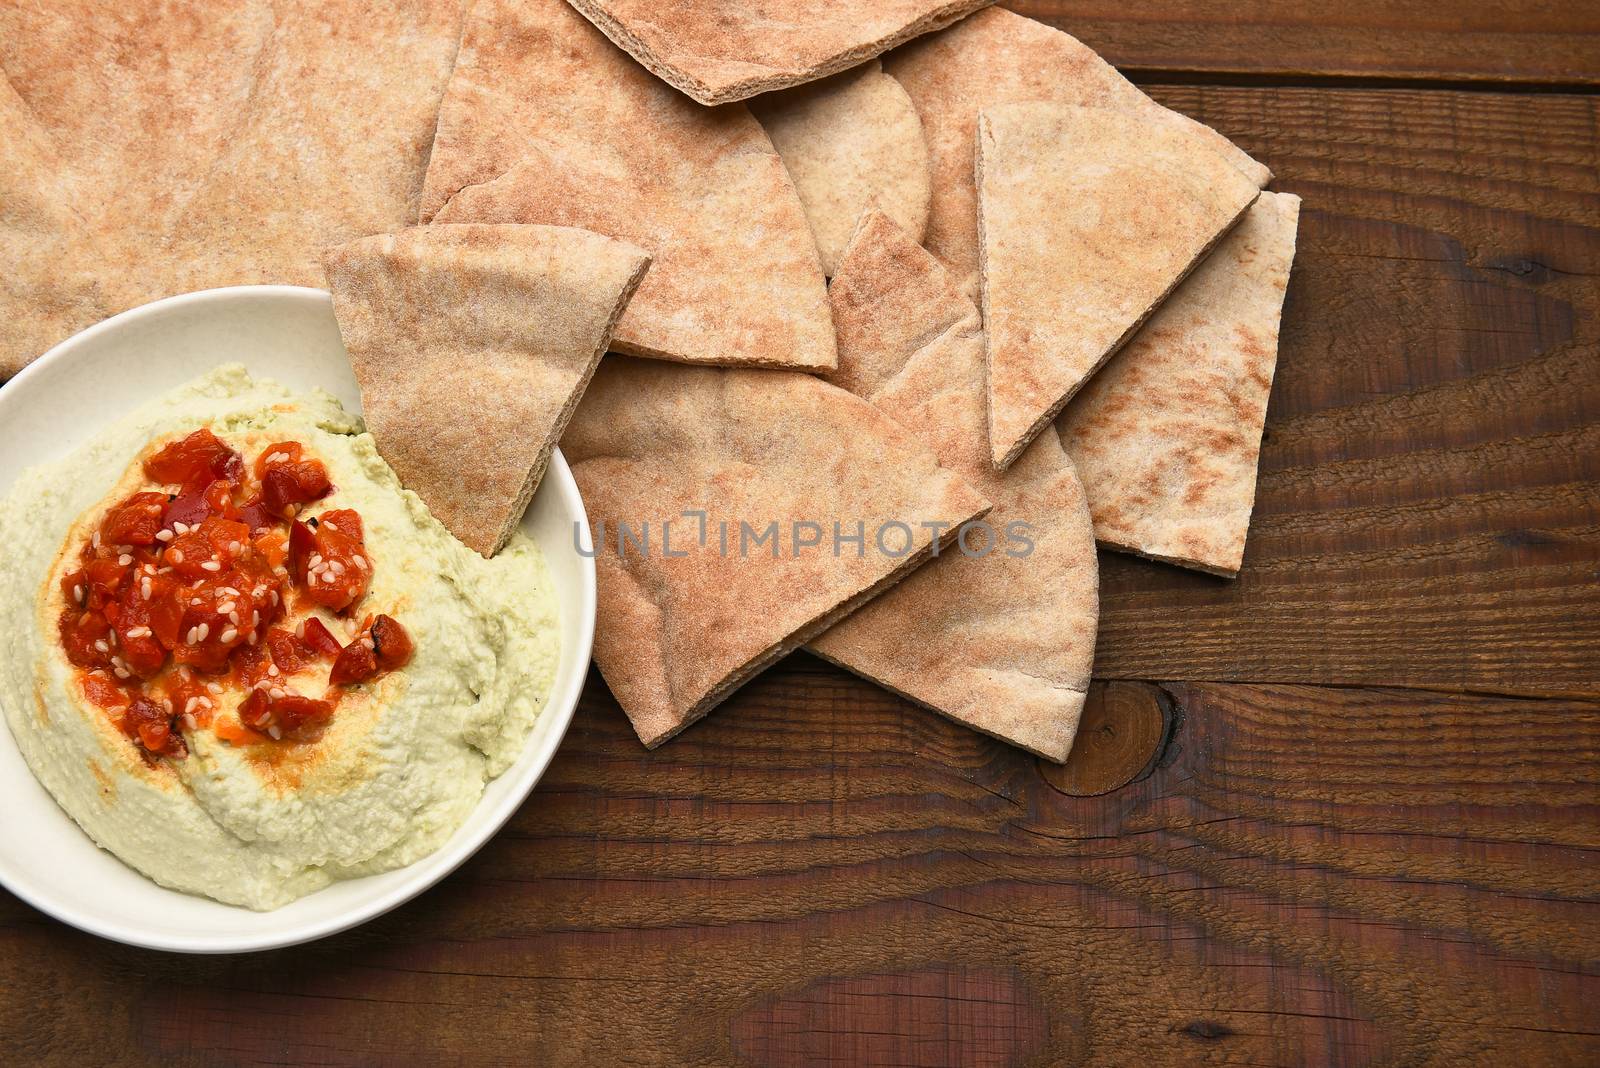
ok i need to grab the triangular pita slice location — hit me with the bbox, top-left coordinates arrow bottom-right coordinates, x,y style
809,211 -> 1098,762
563,0 -> 994,105
420,0 -> 835,371
751,60 -> 931,277
0,0 -> 462,377
561,357 -> 992,748
1057,192 -> 1302,577
324,224 -> 651,557
978,102 -> 1261,470
884,5 -> 1270,284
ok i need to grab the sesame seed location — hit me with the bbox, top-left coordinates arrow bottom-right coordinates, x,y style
184,697 -> 198,714
219,626 -> 238,644
173,521 -> 188,535
227,540 -> 241,555
117,554 -> 132,566
113,667 -> 129,680
207,683 -> 223,695
201,560 -> 221,572
93,640 -> 109,653
308,554 -> 323,568
269,687 -> 286,700
170,549 -> 184,563
73,585 -> 84,603
329,561 -> 345,575
125,626 -> 150,639
248,631 -> 259,645
352,555 -> 367,569
155,529 -> 174,542
362,638 -> 375,652
186,626 -> 198,644
267,664 -> 279,677
183,713 -> 197,731
140,578 -> 152,600
217,600 -> 236,615
196,623 -> 209,642
92,532 -> 101,548
267,725 -> 283,740
228,611 -> 239,625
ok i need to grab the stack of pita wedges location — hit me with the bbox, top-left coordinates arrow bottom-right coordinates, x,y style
6,2 -> 1300,764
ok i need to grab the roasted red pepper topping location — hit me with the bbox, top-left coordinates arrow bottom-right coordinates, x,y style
59,428 -> 410,761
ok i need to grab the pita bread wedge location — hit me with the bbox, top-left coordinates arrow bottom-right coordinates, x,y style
324,224 -> 651,558
563,0 -> 994,106
884,5 -> 1270,284
561,357 -> 992,748
0,0 -> 463,377
0,80 -> 122,378
420,0 -> 836,371
751,61 -> 931,277
978,102 -> 1261,470
1057,192 -> 1301,578
809,212 -> 1098,761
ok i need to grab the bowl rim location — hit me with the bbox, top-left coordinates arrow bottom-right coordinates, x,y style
0,285 -> 596,953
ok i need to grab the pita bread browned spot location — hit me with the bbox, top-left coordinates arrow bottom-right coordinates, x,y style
563,0 -> 995,106
884,5 -> 1270,285
0,0 -> 463,377
420,0 -> 836,371
978,102 -> 1262,470
1057,192 -> 1302,578
561,356 -> 992,748
809,211 -> 1098,761
324,224 -> 651,558
751,60 -> 931,277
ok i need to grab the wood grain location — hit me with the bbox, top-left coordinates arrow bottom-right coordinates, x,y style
1013,0 -> 1600,86
2,662 -> 1594,1065
1089,85 -> 1600,699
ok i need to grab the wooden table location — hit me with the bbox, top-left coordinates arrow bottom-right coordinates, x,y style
4,4 -> 1598,1065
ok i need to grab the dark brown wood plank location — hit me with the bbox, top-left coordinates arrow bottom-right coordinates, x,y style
2,663 -> 1595,1065
1012,0 -> 1600,86
1079,85 -> 1600,698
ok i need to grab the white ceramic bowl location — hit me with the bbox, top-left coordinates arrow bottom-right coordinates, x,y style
0,287 -> 594,952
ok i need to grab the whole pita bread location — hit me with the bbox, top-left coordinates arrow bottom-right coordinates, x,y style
884,6 -> 1270,285
563,0 -> 995,106
751,60 -> 931,277
420,0 -> 836,371
809,211 -> 1098,762
561,357 -> 992,748
978,102 -> 1261,470
324,224 -> 651,558
0,0 -> 463,378
1058,192 -> 1301,577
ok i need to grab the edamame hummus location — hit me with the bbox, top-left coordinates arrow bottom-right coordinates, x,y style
0,366 -> 559,909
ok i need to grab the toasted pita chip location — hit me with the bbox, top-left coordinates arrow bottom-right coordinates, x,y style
884,6 -> 1270,284
324,224 -> 650,558
561,357 -> 992,747
0,0 -> 462,377
563,0 -> 994,106
420,0 -> 835,371
1057,192 -> 1301,577
809,212 -> 1098,761
978,103 -> 1261,470
751,61 -> 931,277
